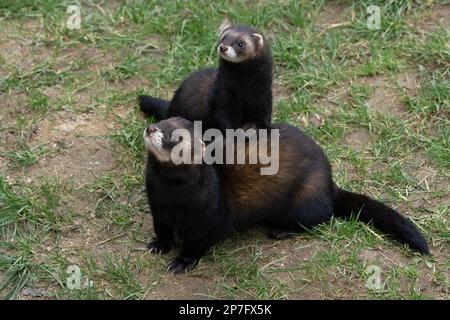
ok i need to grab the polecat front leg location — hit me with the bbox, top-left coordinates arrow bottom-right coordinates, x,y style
148,216 -> 174,254
167,220 -> 222,274
167,242 -> 211,274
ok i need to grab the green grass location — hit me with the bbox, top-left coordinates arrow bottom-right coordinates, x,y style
0,177 -> 69,298
207,242 -> 287,299
0,0 -> 449,300
1,139 -> 51,169
101,254 -> 145,299
405,70 -> 450,115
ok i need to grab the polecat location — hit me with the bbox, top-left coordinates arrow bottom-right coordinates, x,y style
143,117 -> 232,273
139,22 -> 273,130
144,118 -> 430,273
206,23 -> 273,131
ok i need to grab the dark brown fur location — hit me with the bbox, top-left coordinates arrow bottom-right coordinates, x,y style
144,118 -> 430,273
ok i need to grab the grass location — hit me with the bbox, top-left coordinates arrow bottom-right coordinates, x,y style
1,139 -> 51,169
0,0 -> 449,300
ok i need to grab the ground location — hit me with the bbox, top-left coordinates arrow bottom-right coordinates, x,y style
0,0 -> 449,300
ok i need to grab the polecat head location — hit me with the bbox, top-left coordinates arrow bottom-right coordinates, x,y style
143,117 -> 204,164
217,21 -> 266,63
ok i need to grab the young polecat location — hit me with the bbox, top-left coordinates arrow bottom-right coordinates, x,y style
144,118 -> 430,273
139,22 -> 272,130
206,23 -> 273,131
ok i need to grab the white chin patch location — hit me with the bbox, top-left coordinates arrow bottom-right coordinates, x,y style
143,127 -> 171,162
219,46 -> 244,63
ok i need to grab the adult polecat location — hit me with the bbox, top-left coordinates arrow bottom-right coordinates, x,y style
144,118 -> 430,273
139,22 -> 272,130
143,117 -> 232,273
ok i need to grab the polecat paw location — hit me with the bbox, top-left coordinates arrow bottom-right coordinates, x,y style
267,229 -> 297,240
148,239 -> 173,254
167,256 -> 197,274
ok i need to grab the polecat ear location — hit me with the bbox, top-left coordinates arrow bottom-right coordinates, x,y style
252,33 -> 264,48
217,18 -> 232,37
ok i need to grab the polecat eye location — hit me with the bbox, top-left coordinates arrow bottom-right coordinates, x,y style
237,42 -> 245,48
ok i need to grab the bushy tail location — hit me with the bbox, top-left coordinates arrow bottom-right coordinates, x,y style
138,95 -> 170,121
333,187 -> 430,255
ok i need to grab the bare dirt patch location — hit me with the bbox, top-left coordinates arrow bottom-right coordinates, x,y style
24,109 -> 119,187
28,137 -> 116,186
344,128 -> 371,151
358,247 -> 411,269
395,71 -> 421,94
314,82 -> 349,113
0,92 -> 27,123
0,156 -> 9,176
402,151 -> 450,194
51,45 -> 116,81
0,21 -> 50,73
145,273 -> 218,299
108,75 -> 150,92
315,3 -> 352,30
360,76 -> 408,117
417,4 -> 450,31
273,82 -> 293,103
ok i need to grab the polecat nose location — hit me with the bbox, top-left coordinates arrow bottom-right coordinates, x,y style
146,125 -> 157,135
219,44 -> 227,53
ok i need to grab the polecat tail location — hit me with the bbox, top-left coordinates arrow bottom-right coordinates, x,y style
333,186 -> 430,255
138,95 -> 170,121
